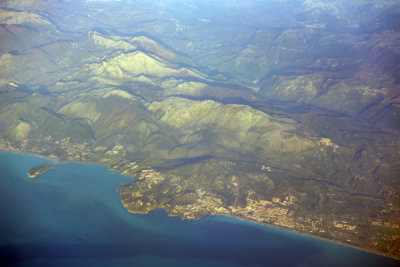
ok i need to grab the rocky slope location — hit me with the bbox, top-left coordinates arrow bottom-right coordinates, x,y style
0,0 -> 400,258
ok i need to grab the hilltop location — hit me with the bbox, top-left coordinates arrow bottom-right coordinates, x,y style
0,0 -> 399,258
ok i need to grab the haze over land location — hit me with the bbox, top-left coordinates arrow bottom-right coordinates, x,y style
0,0 -> 399,259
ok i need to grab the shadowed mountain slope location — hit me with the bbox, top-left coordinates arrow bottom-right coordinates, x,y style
0,0 -> 400,258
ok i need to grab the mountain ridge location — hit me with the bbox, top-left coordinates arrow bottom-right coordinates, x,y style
0,0 -> 400,258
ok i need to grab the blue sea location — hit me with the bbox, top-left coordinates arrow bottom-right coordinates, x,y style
0,151 -> 398,267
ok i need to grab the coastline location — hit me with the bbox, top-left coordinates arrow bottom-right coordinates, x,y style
212,213 -> 400,261
0,148 -> 134,179
1,148 -> 399,261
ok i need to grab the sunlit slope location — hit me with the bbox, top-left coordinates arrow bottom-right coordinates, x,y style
0,30 -> 205,87
2,82 -> 399,259
0,87 -> 316,163
0,1 -> 400,258
158,0 -> 400,130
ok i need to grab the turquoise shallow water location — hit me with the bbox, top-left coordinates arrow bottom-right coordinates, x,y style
0,151 -> 398,267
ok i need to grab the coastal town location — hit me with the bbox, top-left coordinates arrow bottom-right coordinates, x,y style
1,0 -> 399,260
1,133 -> 399,258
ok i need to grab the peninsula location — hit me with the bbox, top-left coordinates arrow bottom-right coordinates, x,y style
27,163 -> 54,179
0,0 -> 399,260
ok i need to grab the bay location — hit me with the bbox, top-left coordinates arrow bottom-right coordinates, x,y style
0,151 -> 398,267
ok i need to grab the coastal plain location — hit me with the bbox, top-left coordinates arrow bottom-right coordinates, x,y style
0,0 -> 400,259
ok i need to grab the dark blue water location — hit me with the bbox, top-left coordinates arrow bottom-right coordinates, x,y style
0,152 -> 398,267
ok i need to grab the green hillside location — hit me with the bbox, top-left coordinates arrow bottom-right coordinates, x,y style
0,0 -> 399,258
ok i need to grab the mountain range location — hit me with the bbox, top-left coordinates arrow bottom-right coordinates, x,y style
0,0 -> 399,258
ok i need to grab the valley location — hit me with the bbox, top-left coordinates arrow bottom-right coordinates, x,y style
0,0 -> 399,259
